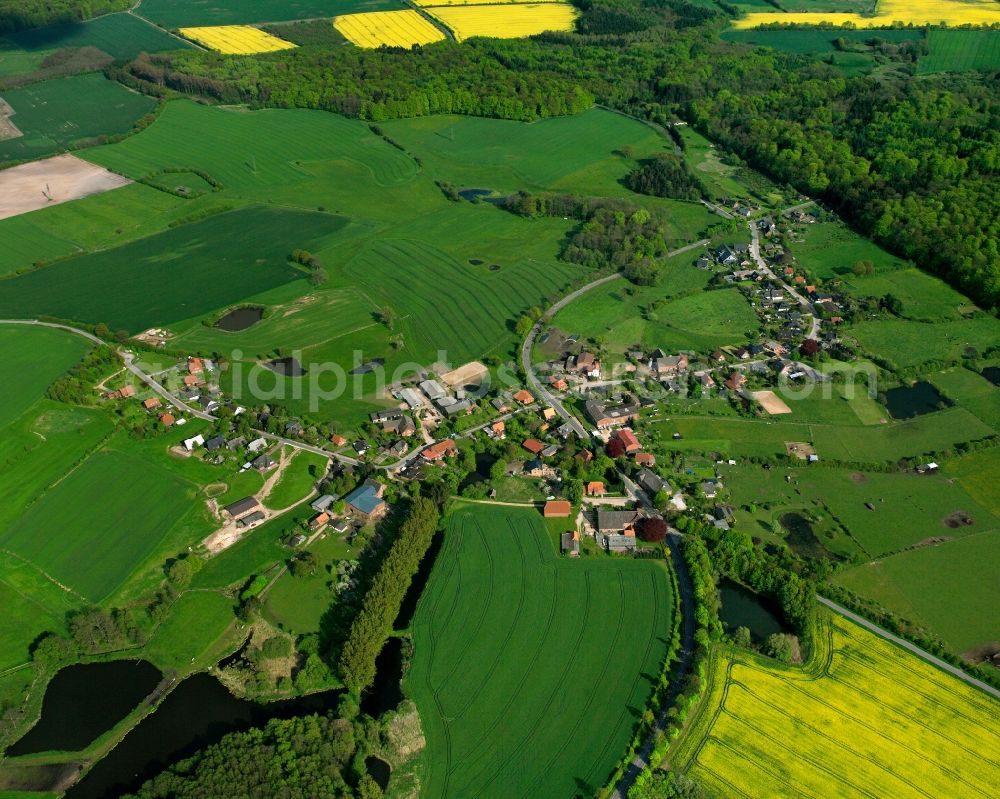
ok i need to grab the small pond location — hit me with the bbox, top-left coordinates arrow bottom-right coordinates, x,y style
8,660 -> 163,756
780,511 -> 832,560
214,306 -> 263,332
265,357 -> 307,377
458,188 -> 493,202
360,637 -> 404,719
981,366 -> 1000,387
64,673 -> 343,799
883,381 -> 950,419
719,579 -> 789,645
366,756 -> 391,792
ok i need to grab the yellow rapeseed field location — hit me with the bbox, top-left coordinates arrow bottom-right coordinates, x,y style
427,3 -> 578,41
734,0 -> 1000,29
178,25 -> 296,54
413,0 -> 549,5
672,612 -> 1000,798
334,10 -> 446,48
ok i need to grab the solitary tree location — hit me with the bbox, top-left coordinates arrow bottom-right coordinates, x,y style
637,516 -> 668,542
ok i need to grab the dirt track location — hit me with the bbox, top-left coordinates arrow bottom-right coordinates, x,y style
0,154 -> 131,220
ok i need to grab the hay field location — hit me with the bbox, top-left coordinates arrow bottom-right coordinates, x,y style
178,25 -> 296,53
734,0 -> 1000,29
674,611 -> 1000,798
428,3 -> 578,41
409,505 -> 674,799
334,10 -> 445,47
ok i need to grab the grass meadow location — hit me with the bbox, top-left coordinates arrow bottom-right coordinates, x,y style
788,220 -> 906,280
673,612 -> 1000,798
0,73 -> 156,165
0,206 -> 345,332
5,13 -> 190,63
722,26 -> 920,55
835,528 -> 1000,653
264,449 -> 326,510
849,315 -> 1000,368
136,0 -> 407,27
263,533 -> 352,634
929,366 -> 1000,428
840,267 -> 972,320
409,505 -> 674,799
944,448 -> 1000,517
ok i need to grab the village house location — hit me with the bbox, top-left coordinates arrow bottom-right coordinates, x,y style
637,468 -> 670,497
576,449 -> 593,463
247,437 -> 268,453
490,420 -> 506,438
701,480 -> 720,500
224,496 -> 260,519
309,512 -> 331,530
543,500 -> 571,518
549,375 -> 569,391
542,407 -> 558,421
422,439 -> 458,462
524,459 -> 556,478
652,354 -> 689,376
237,510 -> 266,529
585,398 -> 639,429
612,427 -> 641,454
523,438 -> 545,455
634,452 -> 656,467
159,413 -> 175,427
400,387 -> 424,410
596,509 -> 639,536
183,433 -> 205,451
311,494 -> 338,513
252,453 -> 278,472
566,352 -> 600,379
188,357 -> 204,374
205,435 -> 225,453
724,372 -> 747,391
602,533 -> 637,553
343,480 -> 388,521
492,396 -> 513,413
513,389 -> 535,405
419,379 -> 447,402
586,481 -> 605,497
142,397 -> 161,410
329,434 -> 347,447
561,530 -> 581,557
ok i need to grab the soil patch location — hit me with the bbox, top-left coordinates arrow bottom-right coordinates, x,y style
962,641 -> 1000,669
0,96 -> 21,140
942,510 -> 974,529
752,389 -> 791,415
849,472 -> 867,484
785,441 -> 816,460
0,153 -> 131,220
911,536 -> 951,549
440,360 -> 488,389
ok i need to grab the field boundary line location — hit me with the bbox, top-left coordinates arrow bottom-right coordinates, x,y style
817,596 -> 1000,701
0,549 -> 88,602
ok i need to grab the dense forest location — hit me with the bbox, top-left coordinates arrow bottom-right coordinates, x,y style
0,0 -> 130,33
115,0 -> 1000,308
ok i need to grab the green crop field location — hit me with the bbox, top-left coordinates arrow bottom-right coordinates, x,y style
0,325 -> 90,427
929,367 -> 1000,428
835,528 -> 1000,653
0,206 -> 347,332
409,505 -> 674,799
849,316 -> 1000,369
6,13 -> 191,63
135,0 -> 406,28
944,449 -> 1000,517
673,612 -> 1000,798
0,73 -> 156,165
920,29 -> 1000,74
0,448 -> 196,602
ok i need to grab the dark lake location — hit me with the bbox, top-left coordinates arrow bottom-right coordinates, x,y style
719,579 -> 788,645
366,756 -> 391,791
214,306 -> 263,331
982,366 -> 1000,387
883,381 -> 950,419
8,660 -> 162,756
360,637 -> 404,719
64,674 -> 343,799
265,357 -> 307,377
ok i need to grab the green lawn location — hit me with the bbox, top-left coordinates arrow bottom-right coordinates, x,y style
409,505 -> 674,799
919,29 -> 1000,74
135,0 -> 406,27
265,449 -> 326,510
0,206 -> 346,333
140,591 -> 236,671
0,73 -> 156,164
0,325 -> 91,428
0,449 -> 197,602
263,533 -> 352,634
6,13 -> 191,62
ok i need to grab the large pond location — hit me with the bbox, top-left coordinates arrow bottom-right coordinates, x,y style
64,674 -> 343,799
265,357 -> 307,377
883,381 -> 950,419
214,306 -> 263,332
8,660 -> 163,756
982,366 -> 1000,387
718,579 -> 789,645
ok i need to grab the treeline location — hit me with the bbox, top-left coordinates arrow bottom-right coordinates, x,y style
0,0 -> 130,33
120,2 -> 1000,307
122,713 -> 364,799
337,497 -> 440,694
46,345 -> 120,405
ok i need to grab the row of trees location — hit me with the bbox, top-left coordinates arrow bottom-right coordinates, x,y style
337,497 -> 440,694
